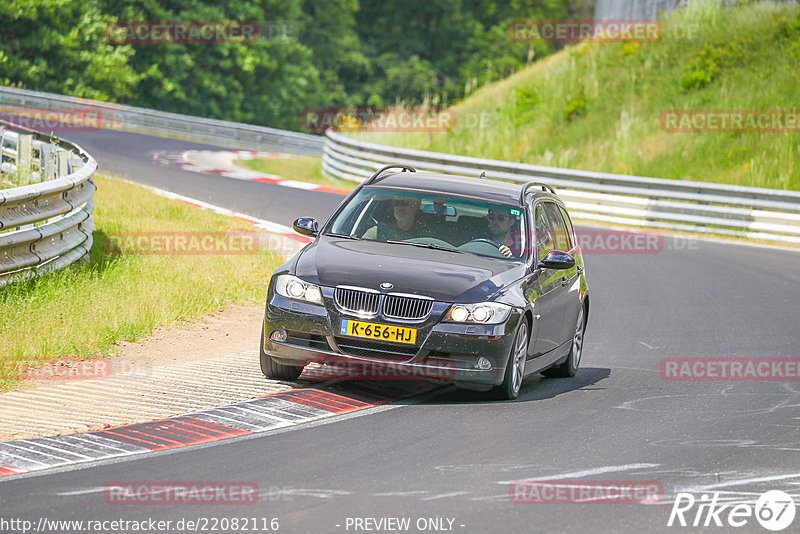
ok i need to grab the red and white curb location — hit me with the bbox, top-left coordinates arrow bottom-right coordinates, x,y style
153,150 -> 349,195
0,381 -> 440,478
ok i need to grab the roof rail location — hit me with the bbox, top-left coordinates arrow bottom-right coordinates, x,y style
364,164 -> 416,185
520,181 -> 556,203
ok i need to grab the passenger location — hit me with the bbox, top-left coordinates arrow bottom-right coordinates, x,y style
488,207 -> 522,258
363,197 -> 430,241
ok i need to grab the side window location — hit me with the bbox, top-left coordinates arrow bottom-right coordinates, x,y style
543,202 -> 570,252
558,206 -> 575,250
534,204 -> 554,262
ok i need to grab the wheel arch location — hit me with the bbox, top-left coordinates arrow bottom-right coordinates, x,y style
523,309 -> 534,347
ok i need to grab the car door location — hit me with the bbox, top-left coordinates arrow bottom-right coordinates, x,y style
527,201 -> 567,356
542,202 -> 581,346
556,205 -> 583,342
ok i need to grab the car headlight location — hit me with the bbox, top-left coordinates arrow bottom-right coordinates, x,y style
445,302 -> 511,324
274,274 -> 323,304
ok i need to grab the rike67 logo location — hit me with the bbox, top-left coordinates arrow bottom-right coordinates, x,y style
668,490 -> 796,531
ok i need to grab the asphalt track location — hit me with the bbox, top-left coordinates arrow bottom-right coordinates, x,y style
1,129 -> 799,533
65,129 -> 343,225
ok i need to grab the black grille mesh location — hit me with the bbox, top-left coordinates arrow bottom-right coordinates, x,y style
334,337 -> 418,362
335,287 -> 380,315
383,295 -> 433,320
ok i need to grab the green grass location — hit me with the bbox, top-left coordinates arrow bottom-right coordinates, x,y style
239,155 -> 353,191
358,1 -> 800,191
0,174 -> 283,391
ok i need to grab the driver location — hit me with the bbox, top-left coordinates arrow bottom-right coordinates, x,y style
488,207 -> 521,258
363,197 -> 430,241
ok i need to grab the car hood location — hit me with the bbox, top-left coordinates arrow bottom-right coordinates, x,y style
294,238 -> 525,302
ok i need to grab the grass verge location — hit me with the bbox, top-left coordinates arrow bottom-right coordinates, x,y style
0,174 -> 283,391
358,1 -> 800,190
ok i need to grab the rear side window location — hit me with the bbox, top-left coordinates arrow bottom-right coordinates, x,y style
543,202 -> 571,252
534,204 -> 554,261
559,206 -> 576,250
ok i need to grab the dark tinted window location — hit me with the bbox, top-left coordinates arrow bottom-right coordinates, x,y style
534,204 -> 554,261
543,202 -> 570,251
328,188 -> 527,260
559,206 -> 575,250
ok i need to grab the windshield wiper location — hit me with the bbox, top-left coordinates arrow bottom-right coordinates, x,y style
326,232 -> 361,240
385,240 -> 462,253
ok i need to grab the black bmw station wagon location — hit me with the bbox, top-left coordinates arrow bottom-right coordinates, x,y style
260,165 -> 588,399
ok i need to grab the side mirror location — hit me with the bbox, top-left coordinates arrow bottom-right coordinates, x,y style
538,250 -> 575,270
293,217 -> 319,237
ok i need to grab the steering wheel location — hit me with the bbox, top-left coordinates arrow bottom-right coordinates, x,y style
466,238 -> 503,248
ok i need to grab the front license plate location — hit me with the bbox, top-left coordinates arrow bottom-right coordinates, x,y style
340,319 -> 417,345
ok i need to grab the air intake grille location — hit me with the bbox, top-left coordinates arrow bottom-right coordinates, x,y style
383,295 -> 433,320
285,332 -> 330,351
335,287 -> 380,315
334,337 -> 418,361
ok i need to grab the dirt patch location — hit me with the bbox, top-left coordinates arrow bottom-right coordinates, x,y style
20,303 -> 264,389
111,302 -> 264,367
0,302 -> 290,441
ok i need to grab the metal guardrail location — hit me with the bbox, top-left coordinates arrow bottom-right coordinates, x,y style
4,85 -> 797,245
0,86 -> 323,156
0,120 -> 96,286
322,130 -> 800,245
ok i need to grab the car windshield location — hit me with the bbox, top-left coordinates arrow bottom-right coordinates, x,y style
327,188 -> 527,260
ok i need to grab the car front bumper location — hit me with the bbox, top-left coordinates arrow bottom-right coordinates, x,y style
263,294 -> 520,386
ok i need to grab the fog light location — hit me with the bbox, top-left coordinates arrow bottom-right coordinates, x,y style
475,357 -> 492,370
271,329 -> 287,342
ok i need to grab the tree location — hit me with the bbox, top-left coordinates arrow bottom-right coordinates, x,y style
0,0 -> 140,100
95,0 -> 323,128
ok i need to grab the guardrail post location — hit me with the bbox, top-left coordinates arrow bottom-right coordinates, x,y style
17,133 -> 33,185
56,149 -> 70,176
41,142 -> 56,182
0,131 -> 8,168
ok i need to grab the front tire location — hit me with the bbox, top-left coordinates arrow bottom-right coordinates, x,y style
491,320 -> 529,400
260,324 -> 303,381
542,304 -> 585,378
